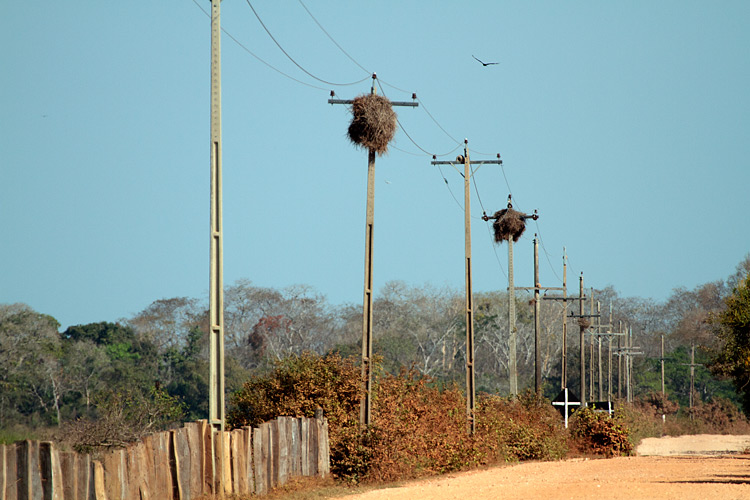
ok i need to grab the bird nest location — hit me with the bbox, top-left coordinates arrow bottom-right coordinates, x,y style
577,317 -> 591,329
491,208 -> 529,243
347,94 -> 397,155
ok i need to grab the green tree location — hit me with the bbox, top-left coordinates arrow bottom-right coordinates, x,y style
62,322 -> 158,393
710,274 -> 750,413
0,304 -> 63,426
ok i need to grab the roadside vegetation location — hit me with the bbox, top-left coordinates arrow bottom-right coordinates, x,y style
0,255 -> 748,494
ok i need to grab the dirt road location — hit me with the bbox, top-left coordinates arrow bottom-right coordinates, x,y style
335,435 -> 750,500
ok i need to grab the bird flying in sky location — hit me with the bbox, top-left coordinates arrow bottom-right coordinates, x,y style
472,55 -> 499,66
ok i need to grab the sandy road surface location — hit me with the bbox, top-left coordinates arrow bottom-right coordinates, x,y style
334,435 -> 750,500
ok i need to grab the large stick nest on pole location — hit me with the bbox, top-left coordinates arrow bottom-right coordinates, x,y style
347,94 -> 397,155
491,208 -> 529,243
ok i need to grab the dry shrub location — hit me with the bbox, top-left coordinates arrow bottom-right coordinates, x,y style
368,370 -> 474,482
569,405 -> 633,457
229,354 -> 568,485
476,391 -> 568,463
491,208 -> 528,243
687,397 -> 750,434
347,94 -> 397,155
227,352 -> 364,480
57,387 -> 184,454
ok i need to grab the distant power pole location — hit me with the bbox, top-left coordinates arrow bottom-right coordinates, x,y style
682,343 -> 702,416
329,75 -> 417,427
534,236 -> 541,393
541,250 -> 585,392
661,334 -> 666,396
433,144 -> 501,432
579,274 -> 586,403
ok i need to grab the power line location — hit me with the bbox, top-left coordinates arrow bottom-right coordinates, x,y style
191,0 -> 331,91
245,0 -> 372,87
297,0 -> 371,76
534,219 -> 563,283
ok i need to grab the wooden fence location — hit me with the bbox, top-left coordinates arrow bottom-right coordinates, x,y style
0,415 -> 330,499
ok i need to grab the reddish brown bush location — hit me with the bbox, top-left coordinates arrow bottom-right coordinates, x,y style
569,406 -> 633,457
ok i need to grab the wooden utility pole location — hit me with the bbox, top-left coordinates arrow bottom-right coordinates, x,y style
208,0 -> 226,493
433,145 -> 501,432
329,75 -> 417,427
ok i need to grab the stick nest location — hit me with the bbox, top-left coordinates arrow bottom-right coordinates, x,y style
491,208 -> 529,243
347,94 -> 397,155
578,317 -> 591,329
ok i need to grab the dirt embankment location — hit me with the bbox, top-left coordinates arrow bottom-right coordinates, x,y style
334,435 -> 750,500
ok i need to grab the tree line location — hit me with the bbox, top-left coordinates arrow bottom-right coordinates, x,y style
1,255 -> 748,432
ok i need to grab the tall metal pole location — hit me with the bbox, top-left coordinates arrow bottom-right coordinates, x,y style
360,78 -> 377,427
561,249 -> 568,390
534,236 -> 541,393
579,273 -> 586,404
208,0 -> 226,492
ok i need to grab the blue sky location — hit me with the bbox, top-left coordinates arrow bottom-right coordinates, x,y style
2,1 -> 749,330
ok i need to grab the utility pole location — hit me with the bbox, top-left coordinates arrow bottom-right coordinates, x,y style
661,334 -> 665,396
508,209 -> 518,397
483,196 -> 538,398
516,235 -> 563,394
597,301 -> 603,401
617,320 -> 622,399
534,236 -> 541,393
589,289 -> 595,400
682,343 -> 702,417
541,250 -> 589,393
579,274 -> 586,403
329,75 -> 417,427
614,326 -> 643,403
586,304 -> 624,402
433,145 -> 501,432
208,0 -> 225,493
562,250 -> 568,390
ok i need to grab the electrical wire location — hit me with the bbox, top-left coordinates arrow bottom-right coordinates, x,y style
245,0 -> 373,87
297,0 -> 371,76
534,219 -> 563,283
191,0 -> 331,91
